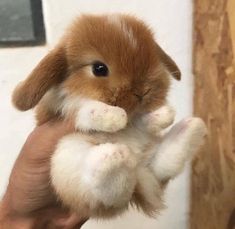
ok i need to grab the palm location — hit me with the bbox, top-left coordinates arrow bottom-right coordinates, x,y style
4,121 -> 86,227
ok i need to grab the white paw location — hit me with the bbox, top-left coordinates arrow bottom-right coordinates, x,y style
87,143 -> 137,178
91,105 -> 128,132
143,105 -> 175,134
76,102 -> 128,132
166,117 -> 207,146
152,117 -> 207,181
84,143 -> 137,206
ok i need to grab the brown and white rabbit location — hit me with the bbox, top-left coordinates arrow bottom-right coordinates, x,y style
12,14 -> 207,219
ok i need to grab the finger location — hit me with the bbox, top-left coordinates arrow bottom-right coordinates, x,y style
44,118 -> 76,136
20,119 -> 75,161
28,118 -> 75,145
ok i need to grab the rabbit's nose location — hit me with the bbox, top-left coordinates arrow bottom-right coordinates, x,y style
133,93 -> 144,102
133,88 -> 151,102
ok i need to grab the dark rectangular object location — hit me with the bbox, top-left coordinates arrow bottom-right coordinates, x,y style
0,0 -> 46,47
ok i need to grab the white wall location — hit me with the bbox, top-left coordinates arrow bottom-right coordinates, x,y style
0,0 -> 193,228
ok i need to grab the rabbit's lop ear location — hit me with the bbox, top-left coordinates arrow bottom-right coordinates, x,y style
156,43 -> 181,80
12,46 -> 67,111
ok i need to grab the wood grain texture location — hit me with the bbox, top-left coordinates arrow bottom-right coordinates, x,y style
191,0 -> 235,228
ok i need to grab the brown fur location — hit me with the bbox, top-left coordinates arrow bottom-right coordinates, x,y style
12,14 -> 181,217
12,47 -> 67,111
12,14 -> 180,118
131,182 -> 165,217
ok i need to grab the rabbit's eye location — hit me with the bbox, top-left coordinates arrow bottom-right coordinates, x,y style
92,62 -> 109,77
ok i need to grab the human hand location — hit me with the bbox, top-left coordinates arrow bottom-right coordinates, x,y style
0,120 -> 87,228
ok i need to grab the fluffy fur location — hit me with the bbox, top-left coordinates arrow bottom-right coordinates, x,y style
12,14 -> 207,218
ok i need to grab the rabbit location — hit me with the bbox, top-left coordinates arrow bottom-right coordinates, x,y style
12,14 -> 207,219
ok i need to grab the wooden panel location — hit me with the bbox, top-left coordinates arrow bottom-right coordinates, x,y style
191,0 -> 235,228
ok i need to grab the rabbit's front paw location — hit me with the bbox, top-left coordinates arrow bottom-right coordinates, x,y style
76,101 -> 128,132
90,105 -> 128,132
143,105 -> 175,134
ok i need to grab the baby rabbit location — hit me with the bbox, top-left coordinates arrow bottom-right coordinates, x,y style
12,14 -> 207,218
